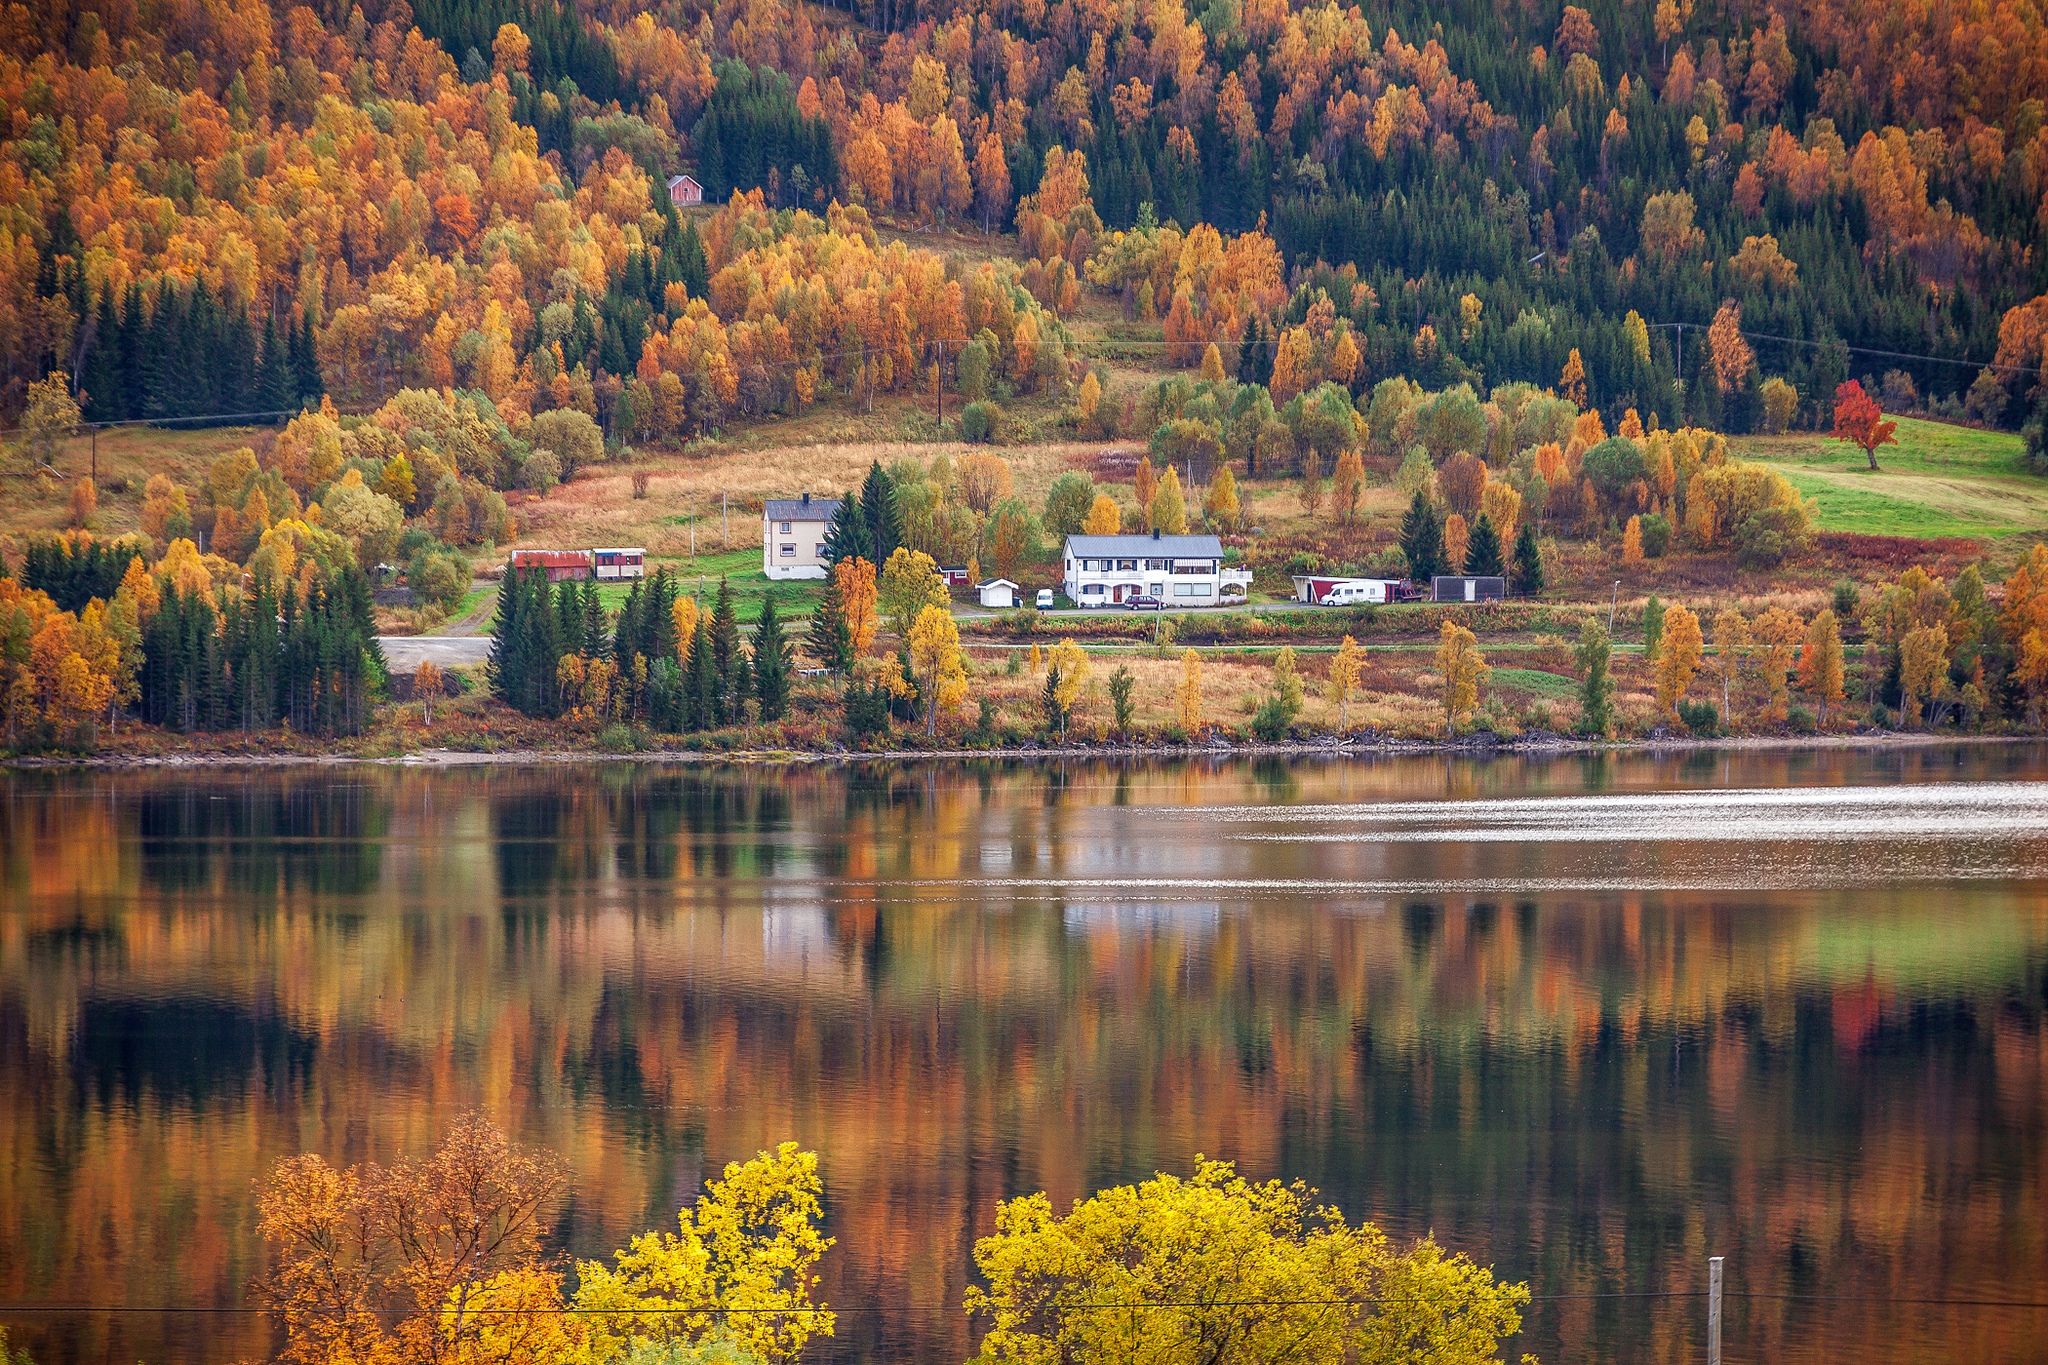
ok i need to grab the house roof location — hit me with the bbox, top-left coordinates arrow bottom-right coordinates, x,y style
667,173 -> 701,187
1063,533 -> 1225,558
975,578 -> 1021,590
763,496 -> 842,521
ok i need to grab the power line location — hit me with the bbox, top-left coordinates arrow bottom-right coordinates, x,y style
5,1289 -> 2048,1317
1648,320 -> 2032,377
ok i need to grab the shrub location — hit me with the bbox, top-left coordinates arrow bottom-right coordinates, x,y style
1677,699 -> 1720,736
1250,697 -> 1293,740
1831,579 -> 1860,617
960,401 -> 1000,443
1733,504 -> 1804,568
1638,512 -> 1672,558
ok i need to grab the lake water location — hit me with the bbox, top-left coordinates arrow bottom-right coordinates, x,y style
2,747 -> 2046,1364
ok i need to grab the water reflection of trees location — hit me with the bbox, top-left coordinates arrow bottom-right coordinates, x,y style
0,754 -> 2043,1365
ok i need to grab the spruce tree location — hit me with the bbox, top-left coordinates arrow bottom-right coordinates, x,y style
686,617 -> 717,729
808,567 -> 853,669
1510,521 -> 1545,596
753,589 -> 790,720
294,310 -> 324,403
82,290 -> 122,422
1465,514 -> 1504,577
1399,491 -> 1444,583
708,578 -> 744,723
857,461 -> 900,565
823,494 -> 868,566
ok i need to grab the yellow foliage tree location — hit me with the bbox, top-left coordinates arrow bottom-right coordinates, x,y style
672,595 -> 701,661
1443,513 -> 1470,574
1752,606 -> 1804,723
1149,465 -> 1189,534
1332,449 -> 1364,523
414,660 -> 443,725
907,603 -> 970,736
1621,515 -> 1644,565
1082,493 -> 1121,535
1654,603 -> 1704,721
965,1159 -> 1529,1365
1797,608 -> 1846,724
835,558 -> 880,655
1174,648 -> 1204,735
1898,623 -> 1950,727
1328,635 -> 1365,731
1435,619 -> 1487,733
1712,608 -> 1750,723
574,1141 -> 835,1365
1204,464 -> 1241,530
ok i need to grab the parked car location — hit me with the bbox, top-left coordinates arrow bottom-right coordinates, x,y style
1035,588 -> 1055,609
1125,594 -> 1164,611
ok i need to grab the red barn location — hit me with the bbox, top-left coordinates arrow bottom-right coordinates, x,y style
509,549 -> 593,583
667,174 -> 703,206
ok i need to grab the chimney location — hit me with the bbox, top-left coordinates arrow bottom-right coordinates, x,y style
800,491 -> 811,506
1152,527 -> 1161,540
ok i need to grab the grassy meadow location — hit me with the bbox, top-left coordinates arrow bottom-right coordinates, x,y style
1734,417 -> 2045,540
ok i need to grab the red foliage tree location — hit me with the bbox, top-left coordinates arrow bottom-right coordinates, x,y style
1831,380 -> 1899,470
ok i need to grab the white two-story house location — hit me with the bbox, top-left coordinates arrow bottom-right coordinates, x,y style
1061,531 -> 1250,607
762,493 -> 840,580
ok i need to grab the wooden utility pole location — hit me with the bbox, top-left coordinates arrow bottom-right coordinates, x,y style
933,339 -> 946,430
1707,1256 -> 1723,1365
721,490 -> 729,547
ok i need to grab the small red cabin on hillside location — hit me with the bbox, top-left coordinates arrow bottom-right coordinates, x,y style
667,174 -> 703,206
509,549 -> 594,583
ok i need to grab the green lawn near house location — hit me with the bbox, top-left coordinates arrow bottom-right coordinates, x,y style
587,547 -> 824,624
1734,417 -> 2048,539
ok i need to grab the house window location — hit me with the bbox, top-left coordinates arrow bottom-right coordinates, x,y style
1082,583 -> 1104,596
1116,558 -> 1137,570
814,543 -> 827,557
779,521 -> 792,532
780,544 -> 796,557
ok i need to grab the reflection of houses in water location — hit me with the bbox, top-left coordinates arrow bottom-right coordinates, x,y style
1062,901 -> 1222,936
762,895 -> 830,965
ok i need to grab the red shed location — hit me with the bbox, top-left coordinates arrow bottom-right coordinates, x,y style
509,549 -> 594,583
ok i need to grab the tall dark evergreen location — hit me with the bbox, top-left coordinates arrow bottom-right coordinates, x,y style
1465,514 -> 1504,578
752,589 -> 790,721
1510,522 -> 1546,597
807,567 -> 853,669
822,495 -> 868,567
857,462 -> 901,566
708,578 -> 746,724
694,60 -> 837,205
138,566 -> 376,736
1399,492 -> 1444,583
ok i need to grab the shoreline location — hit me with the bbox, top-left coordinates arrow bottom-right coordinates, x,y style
2,729 -> 2035,771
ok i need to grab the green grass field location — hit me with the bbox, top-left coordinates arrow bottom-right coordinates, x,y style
1734,417 -> 2047,539
588,548 -> 823,624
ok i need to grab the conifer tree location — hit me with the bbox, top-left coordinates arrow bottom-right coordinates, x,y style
1510,522 -> 1546,596
1399,492 -> 1444,583
709,578 -> 744,724
1465,514 -> 1504,577
808,567 -> 853,669
823,493 -> 868,567
753,589 -> 791,720
858,462 -> 901,566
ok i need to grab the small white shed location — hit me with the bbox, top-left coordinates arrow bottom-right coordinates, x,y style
976,579 -> 1022,609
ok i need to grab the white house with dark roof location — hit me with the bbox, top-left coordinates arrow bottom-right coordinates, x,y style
762,493 -> 840,580
1061,531 -> 1250,607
